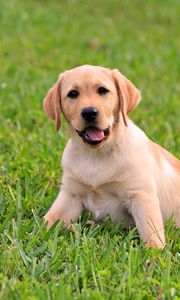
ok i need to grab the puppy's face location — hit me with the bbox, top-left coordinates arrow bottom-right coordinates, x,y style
61,66 -> 119,146
43,65 -> 141,147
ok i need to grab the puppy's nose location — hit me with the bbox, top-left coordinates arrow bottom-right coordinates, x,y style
81,107 -> 99,122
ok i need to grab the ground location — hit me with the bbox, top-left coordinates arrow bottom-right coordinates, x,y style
0,0 -> 180,299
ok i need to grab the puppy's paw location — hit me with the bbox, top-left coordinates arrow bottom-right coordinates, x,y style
44,213 -> 57,230
146,238 -> 166,249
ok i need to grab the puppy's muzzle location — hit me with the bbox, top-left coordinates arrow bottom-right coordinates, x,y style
81,107 -> 99,123
77,106 -> 110,146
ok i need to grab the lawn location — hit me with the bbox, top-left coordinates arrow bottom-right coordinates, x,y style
0,0 -> 180,299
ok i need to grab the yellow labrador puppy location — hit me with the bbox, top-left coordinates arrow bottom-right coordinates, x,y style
43,65 -> 180,249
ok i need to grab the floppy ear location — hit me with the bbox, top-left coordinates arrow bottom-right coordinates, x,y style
43,74 -> 63,131
112,69 -> 141,126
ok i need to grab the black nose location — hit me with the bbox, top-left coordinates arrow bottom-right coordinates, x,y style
81,107 -> 99,122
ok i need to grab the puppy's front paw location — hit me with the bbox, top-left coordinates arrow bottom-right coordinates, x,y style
146,238 -> 166,249
44,212 -> 57,230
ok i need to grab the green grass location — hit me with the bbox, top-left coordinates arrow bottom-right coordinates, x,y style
0,0 -> 180,299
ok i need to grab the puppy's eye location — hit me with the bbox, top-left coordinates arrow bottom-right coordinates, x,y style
97,86 -> 109,96
67,90 -> 79,99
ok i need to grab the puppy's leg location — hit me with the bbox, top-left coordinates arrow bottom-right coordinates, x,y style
44,189 -> 83,230
129,192 -> 165,249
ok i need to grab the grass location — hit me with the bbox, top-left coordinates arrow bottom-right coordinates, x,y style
0,0 -> 180,299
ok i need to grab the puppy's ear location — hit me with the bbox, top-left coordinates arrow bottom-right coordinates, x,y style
43,74 -> 63,131
112,69 -> 141,126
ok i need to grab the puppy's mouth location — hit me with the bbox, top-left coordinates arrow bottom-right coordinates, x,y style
76,126 -> 110,145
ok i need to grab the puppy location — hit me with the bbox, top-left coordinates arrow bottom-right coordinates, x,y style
43,65 -> 180,249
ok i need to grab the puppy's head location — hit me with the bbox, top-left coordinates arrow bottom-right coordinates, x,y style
43,65 -> 141,147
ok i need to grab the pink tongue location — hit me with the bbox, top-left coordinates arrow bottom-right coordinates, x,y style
86,128 -> 105,141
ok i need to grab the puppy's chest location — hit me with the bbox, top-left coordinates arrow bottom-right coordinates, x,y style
82,182 -> 130,223
66,151 -> 121,187
63,143 -> 132,223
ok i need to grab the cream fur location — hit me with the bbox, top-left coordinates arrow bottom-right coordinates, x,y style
43,65 -> 180,249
